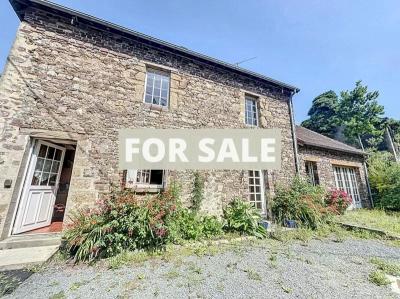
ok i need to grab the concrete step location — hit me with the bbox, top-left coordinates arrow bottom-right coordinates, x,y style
0,233 -> 62,250
0,245 -> 59,270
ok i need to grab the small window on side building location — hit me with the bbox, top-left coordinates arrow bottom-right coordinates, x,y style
305,161 -> 319,186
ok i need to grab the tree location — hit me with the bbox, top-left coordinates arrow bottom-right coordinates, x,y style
339,81 -> 385,148
301,90 -> 339,138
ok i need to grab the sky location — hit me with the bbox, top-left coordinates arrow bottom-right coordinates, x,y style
1,0 -> 399,123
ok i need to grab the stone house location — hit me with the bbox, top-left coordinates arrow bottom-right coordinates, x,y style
296,126 -> 372,208
0,0 -> 370,242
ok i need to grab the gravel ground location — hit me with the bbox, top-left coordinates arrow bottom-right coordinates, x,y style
5,238 -> 400,299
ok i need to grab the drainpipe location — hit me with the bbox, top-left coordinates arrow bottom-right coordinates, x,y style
288,90 -> 300,174
358,135 -> 374,208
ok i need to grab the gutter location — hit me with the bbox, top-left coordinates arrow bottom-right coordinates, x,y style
288,91 -> 300,174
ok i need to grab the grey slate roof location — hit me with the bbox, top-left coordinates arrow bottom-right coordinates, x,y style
9,0 -> 299,93
296,126 -> 365,155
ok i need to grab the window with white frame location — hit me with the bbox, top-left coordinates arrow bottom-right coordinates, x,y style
144,69 -> 170,107
305,161 -> 319,186
245,96 -> 258,126
248,170 -> 265,212
333,166 -> 361,208
126,169 -> 165,188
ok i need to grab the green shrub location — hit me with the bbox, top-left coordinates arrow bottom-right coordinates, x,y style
368,151 -> 400,211
166,209 -> 223,242
222,198 -> 267,238
368,270 -> 390,286
64,188 -> 178,262
271,176 -> 329,229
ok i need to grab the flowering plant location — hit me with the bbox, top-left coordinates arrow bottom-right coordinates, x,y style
325,189 -> 353,214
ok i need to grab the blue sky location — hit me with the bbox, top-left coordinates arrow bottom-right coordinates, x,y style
1,0 -> 399,123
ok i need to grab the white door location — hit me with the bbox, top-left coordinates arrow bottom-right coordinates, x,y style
13,140 -> 65,234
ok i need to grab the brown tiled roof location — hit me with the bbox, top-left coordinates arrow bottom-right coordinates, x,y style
296,126 -> 365,155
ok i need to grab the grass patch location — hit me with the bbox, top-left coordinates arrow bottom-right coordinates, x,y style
368,270 -> 391,286
336,210 -> 400,236
49,290 -> 66,299
244,269 -> 262,281
370,257 -> 400,276
164,270 -> 180,280
69,280 -> 90,291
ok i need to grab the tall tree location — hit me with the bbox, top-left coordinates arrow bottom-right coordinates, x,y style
339,81 -> 385,148
301,90 -> 339,138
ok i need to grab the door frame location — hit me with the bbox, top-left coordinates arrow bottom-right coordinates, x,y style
11,139 -> 66,235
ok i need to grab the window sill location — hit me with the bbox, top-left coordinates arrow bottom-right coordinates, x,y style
143,103 -> 169,112
125,185 -> 164,193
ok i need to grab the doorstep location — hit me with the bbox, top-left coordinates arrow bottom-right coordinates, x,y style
0,245 -> 59,271
0,233 -> 62,250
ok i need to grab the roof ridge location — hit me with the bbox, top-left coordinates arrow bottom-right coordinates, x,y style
10,0 -> 299,92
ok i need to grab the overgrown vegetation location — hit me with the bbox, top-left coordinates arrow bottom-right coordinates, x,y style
271,177 -> 351,229
336,209 -> 400,236
223,198 -> 267,238
64,183 -> 265,262
368,270 -> 391,286
367,151 -> 400,211
191,171 -> 204,213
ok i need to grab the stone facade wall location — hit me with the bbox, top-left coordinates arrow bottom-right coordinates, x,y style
0,6 -> 296,236
298,145 -> 370,208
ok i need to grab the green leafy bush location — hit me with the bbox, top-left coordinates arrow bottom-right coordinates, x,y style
64,183 -> 224,261
368,151 -> 400,211
222,198 -> 267,238
64,188 -> 178,262
166,209 -> 223,242
271,176 -> 329,229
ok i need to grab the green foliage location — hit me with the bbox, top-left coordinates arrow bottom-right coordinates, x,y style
370,257 -> 400,276
302,81 -> 388,150
191,171 -> 204,213
301,90 -> 339,138
339,81 -> 385,148
167,209 -> 223,242
64,189 -> 178,262
367,151 -> 400,211
271,176 -> 329,229
222,198 -> 267,238
368,270 -> 391,286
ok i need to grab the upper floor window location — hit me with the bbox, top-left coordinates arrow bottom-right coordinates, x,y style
144,69 -> 170,107
305,161 -> 319,186
245,96 -> 258,126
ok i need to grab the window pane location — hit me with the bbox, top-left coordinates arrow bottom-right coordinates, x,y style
40,172 -> 49,186
35,158 -> 45,172
38,145 -> 47,158
48,173 -> 57,186
46,147 -> 55,159
43,159 -> 52,172
54,149 -> 62,161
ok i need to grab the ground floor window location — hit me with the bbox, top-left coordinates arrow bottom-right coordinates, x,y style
305,161 -> 319,186
333,166 -> 361,207
248,170 -> 265,213
126,169 -> 165,188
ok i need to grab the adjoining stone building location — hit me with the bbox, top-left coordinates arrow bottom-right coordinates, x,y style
296,126 -> 372,208
0,0 -> 369,241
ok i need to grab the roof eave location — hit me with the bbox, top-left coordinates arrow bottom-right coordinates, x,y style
298,141 -> 366,156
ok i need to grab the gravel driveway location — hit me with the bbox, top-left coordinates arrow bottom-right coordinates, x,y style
5,238 -> 400,299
